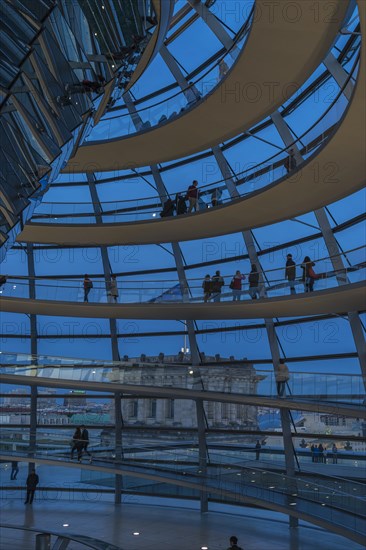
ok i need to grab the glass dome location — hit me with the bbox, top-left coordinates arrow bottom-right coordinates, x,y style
0,1 -> 365,546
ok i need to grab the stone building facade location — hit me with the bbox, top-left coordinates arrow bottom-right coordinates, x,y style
109,359 -> 264,430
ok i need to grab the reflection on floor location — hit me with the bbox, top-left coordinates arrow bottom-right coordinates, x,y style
0,497 -> 364,550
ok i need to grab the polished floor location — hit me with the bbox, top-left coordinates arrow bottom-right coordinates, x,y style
0,495 -> 364,550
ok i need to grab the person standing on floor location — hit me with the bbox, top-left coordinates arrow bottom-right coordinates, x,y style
230,270 -> 245,301
318,443 -> 324,464
176,194 -> 187,215
186,180 -> 199,213
160,197 -> 175,217
285,253 -> 296,295
10,461 -> 19,480
24,469 -> 39,504
211,270 -> 224,302
275,359 -> 290,397
332,443 -> 338,464
227,535 -> 243,550
70,427 -> 82,459
202,274 -> 212,302
83,274 -> 93,302
80,425 -> 92,462
310,444 -> 315,462
248,264 -> 260,299
301,256 -> 321,292
107,274 -> 119,303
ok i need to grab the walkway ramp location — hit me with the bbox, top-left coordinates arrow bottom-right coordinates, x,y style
0,282 -> 364,320
64,0 -> 350,171
0,452 -> 364,545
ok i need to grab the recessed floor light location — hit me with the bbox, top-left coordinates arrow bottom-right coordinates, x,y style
133,532 -> 140,536
63,524 -> 69,527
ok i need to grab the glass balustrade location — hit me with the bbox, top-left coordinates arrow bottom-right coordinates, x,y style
0,246 -> 364,304
2,428 -> 365,474
1,354 -> 364,404
1,429 -> 365,524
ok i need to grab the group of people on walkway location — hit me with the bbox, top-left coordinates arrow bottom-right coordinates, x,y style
9,426 -> 93,504
159,150 -> 299,218
203,266 -> 260,302
83,274 -> 118,303
310,443 -> 338,464
160,180 -> 224,217
202,255 -> 322,302
2,253 -> 323,306
285,253 -> 323,294
57,75 -> 106,106
83,253 -> 322,305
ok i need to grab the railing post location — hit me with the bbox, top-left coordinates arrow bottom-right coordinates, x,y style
114,392 -> 123,505
196,397 -> 208,513
29,385 -> 38,475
